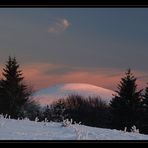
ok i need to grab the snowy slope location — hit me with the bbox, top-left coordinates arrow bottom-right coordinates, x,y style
0,117 -> 148,140
34,83 -> 114,106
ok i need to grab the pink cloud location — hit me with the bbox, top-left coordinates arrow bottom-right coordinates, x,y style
22,63 -> 121,91
0,62 -> 147,92
21,63 -> 148,92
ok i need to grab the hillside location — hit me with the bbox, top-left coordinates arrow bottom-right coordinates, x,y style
0,116 -> 148,140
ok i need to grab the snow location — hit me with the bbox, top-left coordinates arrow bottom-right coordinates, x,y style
34,83 -> 115,106
0,116 -> 148,140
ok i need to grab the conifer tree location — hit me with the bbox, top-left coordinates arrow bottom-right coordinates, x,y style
143,84 -> 148,111
141,84 -> 148,133
43,105 -> 52,121
0,56 -> 32,118
110,69 -> 143,131
51,99 -> 66,122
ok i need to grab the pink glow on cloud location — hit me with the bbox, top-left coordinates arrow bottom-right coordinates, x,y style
22,63 -> 121,91
21,63 -> 148,92
0,62 -> 147,92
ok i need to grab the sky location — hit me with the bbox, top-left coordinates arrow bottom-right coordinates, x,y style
0,8 -> 148,91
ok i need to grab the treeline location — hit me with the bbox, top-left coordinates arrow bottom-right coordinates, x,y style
1,56 -> 148,134
40,69 -> 148,134
41,95 -> 111,128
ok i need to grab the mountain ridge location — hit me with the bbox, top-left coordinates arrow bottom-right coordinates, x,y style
34,83 -> 115,106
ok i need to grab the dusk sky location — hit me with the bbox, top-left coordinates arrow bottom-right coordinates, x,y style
0,8 -> 148,91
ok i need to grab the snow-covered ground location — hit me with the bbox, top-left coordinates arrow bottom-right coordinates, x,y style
0,116 -> 148,140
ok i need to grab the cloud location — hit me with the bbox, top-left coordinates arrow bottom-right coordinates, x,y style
21,63 -> 142,91
0,62 -> 146,92
48,18 -> 71,33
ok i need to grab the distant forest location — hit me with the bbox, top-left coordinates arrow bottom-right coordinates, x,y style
0,56 -> 148,134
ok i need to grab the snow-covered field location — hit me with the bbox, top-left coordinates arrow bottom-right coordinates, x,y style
0,116 -> 148,140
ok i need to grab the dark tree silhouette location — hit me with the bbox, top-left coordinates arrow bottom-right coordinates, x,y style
42,105 -> 52,122
141,83 -> 148,134
50,99 -> 67,122
110,69 -> 143,131
0,56 -> 33,118
49,94 -> 111,128
143,83 -> 148,112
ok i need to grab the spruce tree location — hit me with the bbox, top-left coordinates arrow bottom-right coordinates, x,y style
0,56 -> 32,118
51,99 -> 66,122
110,69 -> 143,131
143,84 -> 148,111
141,84 -> 148,133
43,105 -> 52,121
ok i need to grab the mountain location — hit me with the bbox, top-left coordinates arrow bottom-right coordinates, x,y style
34,83 -> 115,106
